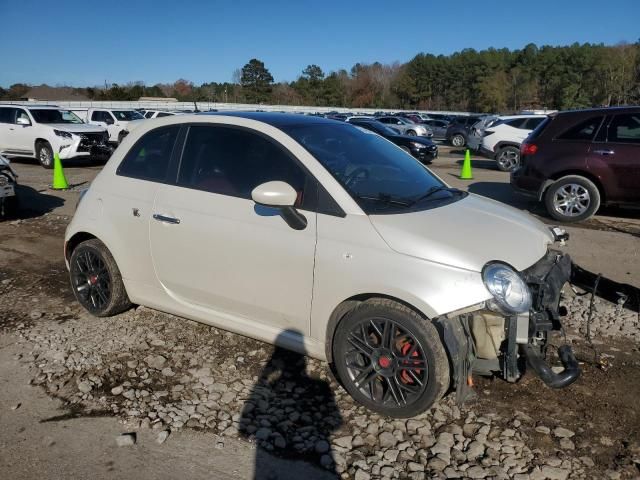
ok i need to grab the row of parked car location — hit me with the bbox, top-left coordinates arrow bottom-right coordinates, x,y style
1,103 -> 637,224
325,107 -> 640,223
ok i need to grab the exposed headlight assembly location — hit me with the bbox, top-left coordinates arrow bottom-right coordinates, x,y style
482,262 -> 532,314
54,129 -> 73,139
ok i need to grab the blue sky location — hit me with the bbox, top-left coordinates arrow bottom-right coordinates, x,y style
1,0 -> 639,87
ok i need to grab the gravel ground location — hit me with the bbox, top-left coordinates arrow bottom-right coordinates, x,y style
1,216 -> 639,479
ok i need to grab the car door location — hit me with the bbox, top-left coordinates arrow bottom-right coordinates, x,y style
0,107 -> 17,152
10,108 -> 35,153
589,113 -> 640,202
149,123 -> 317,335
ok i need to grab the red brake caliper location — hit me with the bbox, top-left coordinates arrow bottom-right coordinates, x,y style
400,342 -> 422,384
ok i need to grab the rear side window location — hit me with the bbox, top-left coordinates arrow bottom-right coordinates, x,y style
608,114 -> 640,144
117,126 -> 180,182
0,107 -> 16,124
157,112 -> 172,118
177,125 -> 309,207
506,118 -> 529,129
557,116 -> 604,141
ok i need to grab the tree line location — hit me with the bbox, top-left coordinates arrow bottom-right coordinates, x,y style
2,42 -> 639,113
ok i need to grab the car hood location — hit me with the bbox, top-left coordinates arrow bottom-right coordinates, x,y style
391,134 -> 435,145
48,124 -> 107,134
369,194 -> 553,272
125,119 -> 146,131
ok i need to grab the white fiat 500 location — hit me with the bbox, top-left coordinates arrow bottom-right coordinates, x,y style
65,112 -> 582,417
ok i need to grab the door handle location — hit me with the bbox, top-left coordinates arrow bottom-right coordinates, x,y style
593,149 -> 614,155
153,214 -> 180,224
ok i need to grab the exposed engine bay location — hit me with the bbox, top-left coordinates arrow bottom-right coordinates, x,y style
439,231 -> 640,403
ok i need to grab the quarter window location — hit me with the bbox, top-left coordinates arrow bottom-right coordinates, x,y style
608,114 -> 640,144
177,125 -> 308,207
557,116 -> 604,141
117,126 -> 180,182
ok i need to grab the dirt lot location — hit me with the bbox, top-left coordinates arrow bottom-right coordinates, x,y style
0,148 -> 639,480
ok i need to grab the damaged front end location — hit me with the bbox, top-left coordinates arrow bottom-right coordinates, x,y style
438,229 -> 640,403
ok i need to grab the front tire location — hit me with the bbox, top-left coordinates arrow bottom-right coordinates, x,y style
406,130 -> 417,136
333,299 -> 450,418
495,146 -> 520,172
69,239 -> 132,317
36,141 -> 54,169
544,175 -> 601,223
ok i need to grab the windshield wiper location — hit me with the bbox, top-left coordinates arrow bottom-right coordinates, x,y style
409,186 -> 461,206
355,193 -> 412,207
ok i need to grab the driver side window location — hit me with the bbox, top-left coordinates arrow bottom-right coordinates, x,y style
15,109 -> 30,125
177,125 -> 312,209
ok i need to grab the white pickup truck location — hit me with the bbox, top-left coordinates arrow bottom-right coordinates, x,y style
74,108 -> 145,145
0,105 -> 111,168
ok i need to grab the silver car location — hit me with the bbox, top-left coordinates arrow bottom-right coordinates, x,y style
376,116 -> 431,137
66,112 -> 620,418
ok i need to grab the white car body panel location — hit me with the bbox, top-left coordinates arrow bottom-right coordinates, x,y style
66,114 -> 552,361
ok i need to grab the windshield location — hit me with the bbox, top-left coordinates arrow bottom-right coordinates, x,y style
30,109 -> 84,124
113,110 -> 144,121
283,123 -> 464,214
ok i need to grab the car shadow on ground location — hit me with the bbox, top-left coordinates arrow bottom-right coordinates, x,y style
239,329 -> 342,480
7,184 -> 65,220
466,181 -> 546,215
454,158 -> 497,170
9,156 -> 108,170
467,181 -> 640,237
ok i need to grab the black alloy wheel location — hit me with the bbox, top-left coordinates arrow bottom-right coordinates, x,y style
333,299 -> 449,417
69,239 -> 132,317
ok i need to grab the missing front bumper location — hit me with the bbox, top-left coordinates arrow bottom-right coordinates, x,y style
445,250 -> 639,395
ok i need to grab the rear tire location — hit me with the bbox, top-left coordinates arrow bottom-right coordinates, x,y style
495,146 -> 520,172
36,141 -> 54,169
69,239 -> 132,317
544,175 -> 601,223
451,134 -> 465,147
333,298 -> 450,418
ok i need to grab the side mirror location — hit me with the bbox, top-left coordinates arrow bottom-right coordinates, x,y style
251,181 -> 306,230
252,181 -> 297,207
16,117 -> 31,126
104,117 -> 115,125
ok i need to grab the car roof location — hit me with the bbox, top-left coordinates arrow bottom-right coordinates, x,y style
0,104 -> 62,109
497,114 -> 547,120
203,111 -> 344,127
554,106 -> 640,116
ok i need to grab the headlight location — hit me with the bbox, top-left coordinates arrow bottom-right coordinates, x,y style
482,262 -> 531,314
0,175 -> 7,186
410,141 -> 425,149
54,129 -> 73,139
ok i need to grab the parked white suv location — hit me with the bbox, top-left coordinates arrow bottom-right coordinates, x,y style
66,112 -> 587,417
79,108 -> 144,145
480,115 -> 547,171
0,105 -> 110,168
